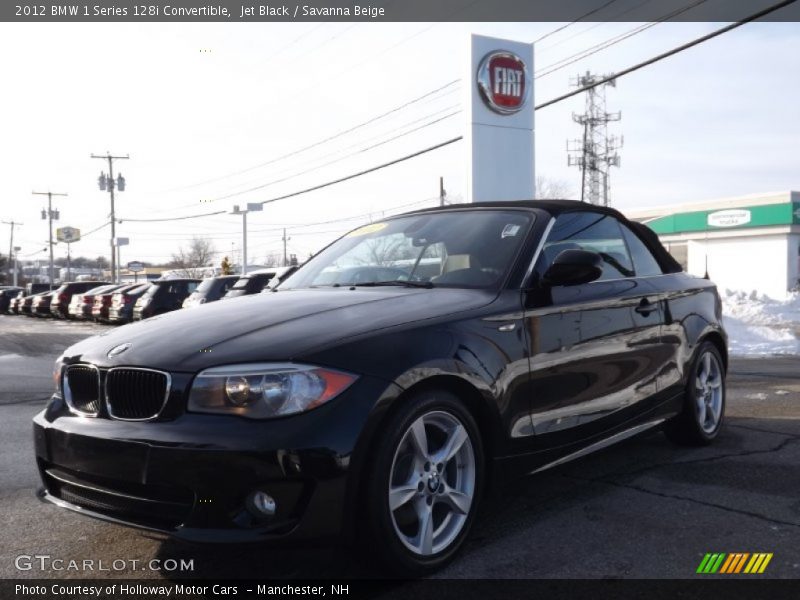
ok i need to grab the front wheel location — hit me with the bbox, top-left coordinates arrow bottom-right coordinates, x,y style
364,390 -> 484,575
664,341 -> 726,446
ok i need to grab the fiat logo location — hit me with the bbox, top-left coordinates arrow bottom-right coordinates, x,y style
107,343 -> 132,358
477,51 -> 529,115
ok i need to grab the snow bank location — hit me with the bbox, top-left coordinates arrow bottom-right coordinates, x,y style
722,290 -> 800,356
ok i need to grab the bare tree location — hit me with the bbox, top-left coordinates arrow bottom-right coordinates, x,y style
169,237 -> 216,278
360,236 -> 412,267
535,176 -> 575,200
263,252 -> 282,268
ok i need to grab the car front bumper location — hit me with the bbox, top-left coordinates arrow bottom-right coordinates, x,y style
32,374 -> 401,543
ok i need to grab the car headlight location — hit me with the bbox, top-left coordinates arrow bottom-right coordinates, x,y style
187,363 -> 358,419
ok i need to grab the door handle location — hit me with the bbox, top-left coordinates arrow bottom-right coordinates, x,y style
635,298 -> 657,316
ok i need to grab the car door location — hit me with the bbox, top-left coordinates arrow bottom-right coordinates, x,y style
523,211 -> 666,448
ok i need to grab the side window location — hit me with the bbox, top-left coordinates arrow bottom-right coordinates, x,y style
620,224 -> 663,277
535,212 -> 634,282
187,282 -> 199,293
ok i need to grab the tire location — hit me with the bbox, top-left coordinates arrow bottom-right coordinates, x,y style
664,341 -> 726,446
363,389 -> 484,575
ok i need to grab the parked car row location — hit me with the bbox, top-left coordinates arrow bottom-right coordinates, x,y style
1,268 -> 290,325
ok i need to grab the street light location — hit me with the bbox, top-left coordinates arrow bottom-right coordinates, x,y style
231,203 -> 262,275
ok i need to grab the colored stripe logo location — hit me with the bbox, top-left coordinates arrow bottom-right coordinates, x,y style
697,553 -> 773,574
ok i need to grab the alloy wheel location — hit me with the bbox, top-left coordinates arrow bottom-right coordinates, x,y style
694,350 -> 723,433
388,410 -> 476,556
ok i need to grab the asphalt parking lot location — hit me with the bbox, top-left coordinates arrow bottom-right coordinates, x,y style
1,316 -> 798,580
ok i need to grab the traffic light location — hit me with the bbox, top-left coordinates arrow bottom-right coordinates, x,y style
41,209 -> 46,220
117,174 -> 126,192
53,210 -> 60,220
98,172 -> 107,191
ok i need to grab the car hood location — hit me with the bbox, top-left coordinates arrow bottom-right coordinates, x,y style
64,287 -> 497,372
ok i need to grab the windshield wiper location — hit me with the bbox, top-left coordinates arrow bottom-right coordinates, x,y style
352,280 -> 434,289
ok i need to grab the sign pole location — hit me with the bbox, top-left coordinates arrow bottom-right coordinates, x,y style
466,35 -> 535,203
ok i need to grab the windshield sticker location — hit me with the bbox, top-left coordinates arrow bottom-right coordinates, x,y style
501,224 -> 521,238
347,222 -> 388,237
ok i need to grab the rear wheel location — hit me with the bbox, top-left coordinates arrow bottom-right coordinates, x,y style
664,341 -> 726,446
364,390 -> 484,575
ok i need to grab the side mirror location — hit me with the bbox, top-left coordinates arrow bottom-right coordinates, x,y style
542,249 -> 603,287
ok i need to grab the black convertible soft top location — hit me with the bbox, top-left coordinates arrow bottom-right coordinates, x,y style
409,199 -> 683,275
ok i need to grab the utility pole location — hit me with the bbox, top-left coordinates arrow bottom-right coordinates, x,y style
2,220 -> 23,284
231,203 -> 263,275
567,71 -> 623,206
282,229 -> 291,267
32,191 -> 67,289
12,246 -> 21,286
439,176 -> 446,206
91,152 -> 129,283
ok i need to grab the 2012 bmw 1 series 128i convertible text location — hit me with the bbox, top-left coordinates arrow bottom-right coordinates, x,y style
33,200 -> 727,574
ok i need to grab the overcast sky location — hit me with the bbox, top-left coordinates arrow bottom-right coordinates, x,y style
0,18 -> 798,267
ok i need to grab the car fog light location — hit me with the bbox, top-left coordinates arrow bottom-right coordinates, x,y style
247,491 -> 276,518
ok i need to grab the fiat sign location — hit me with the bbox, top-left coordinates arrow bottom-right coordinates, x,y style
477,51 -> 530,115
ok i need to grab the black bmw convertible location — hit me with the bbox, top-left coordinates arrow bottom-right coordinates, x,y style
33,200 -> 727,574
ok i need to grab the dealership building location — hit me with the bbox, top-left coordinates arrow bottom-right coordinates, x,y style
627,191 -> 800,298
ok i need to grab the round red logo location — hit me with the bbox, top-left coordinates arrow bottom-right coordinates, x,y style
477,51 -> 530,115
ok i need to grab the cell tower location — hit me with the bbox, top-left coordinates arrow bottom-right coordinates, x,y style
567,71 -> 623,206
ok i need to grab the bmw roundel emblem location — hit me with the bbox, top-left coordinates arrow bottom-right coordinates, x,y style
107,343 -> 132,358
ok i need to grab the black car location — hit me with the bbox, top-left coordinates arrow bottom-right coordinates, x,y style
108,284 -> 150,324
222,271 -> 277,298
50,281 -> 110,319
0,287 -> 23,313
183,275 -> 239,308
133,278 -> 200,320
33,201 -> 727,574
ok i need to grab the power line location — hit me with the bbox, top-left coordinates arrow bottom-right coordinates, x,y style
112,1 -> 795,229
79,220 -> 112,238
533,0 -> 622,44
163,79 -> 460,193
536,0 -> 658,53
208,109 -> 461,203
196,102 -> 461,205
252,137 -> 462,208
536,0 -> 797,111
124,196 -> 443,238
535,0 -> 710,79
119,210 -> 227,224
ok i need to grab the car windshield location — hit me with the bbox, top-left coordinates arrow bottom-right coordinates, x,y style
280,209 -> 534,290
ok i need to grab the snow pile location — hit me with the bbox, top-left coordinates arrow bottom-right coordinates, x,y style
722,290 -> 800,356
